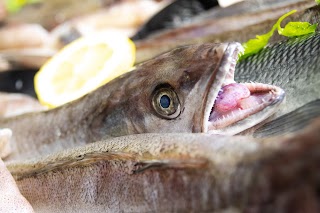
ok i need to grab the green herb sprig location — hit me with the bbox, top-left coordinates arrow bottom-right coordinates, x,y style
239,10 -> 317,60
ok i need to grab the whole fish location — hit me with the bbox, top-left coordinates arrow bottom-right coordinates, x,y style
0,42 -> 284,161
7,118 -> 320,212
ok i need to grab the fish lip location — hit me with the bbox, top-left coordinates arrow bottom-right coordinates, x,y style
202,42 -> 286,135
201,42 -> 242,133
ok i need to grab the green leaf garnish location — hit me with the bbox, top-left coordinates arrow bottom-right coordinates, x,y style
240,32 -> 272,60
278,22 -> 317,37
239,9 -> 317,60
316,0 -> 320,5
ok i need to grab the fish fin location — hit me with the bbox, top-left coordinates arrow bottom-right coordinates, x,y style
254,99 -> 320,137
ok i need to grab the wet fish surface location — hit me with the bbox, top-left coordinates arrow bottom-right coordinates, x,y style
7,118 -> 320,212
236,33 -> 320,135
0,42 -> 284,161
1,32 -> 319,161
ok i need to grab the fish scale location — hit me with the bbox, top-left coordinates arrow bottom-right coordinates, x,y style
236,33 -> 320,136
236,33 -> 320,116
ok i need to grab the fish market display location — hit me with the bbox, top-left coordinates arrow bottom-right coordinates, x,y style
0,1 -> 319,212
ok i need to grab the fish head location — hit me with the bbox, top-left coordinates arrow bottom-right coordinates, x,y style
111,43 -> 285,136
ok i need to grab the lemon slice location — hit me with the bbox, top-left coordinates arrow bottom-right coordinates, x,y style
34,32 -> 135,108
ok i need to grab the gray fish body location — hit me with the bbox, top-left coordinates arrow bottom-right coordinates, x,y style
7,119 -> 320,212
1,43 -> 232,161
2,33 -> 319,160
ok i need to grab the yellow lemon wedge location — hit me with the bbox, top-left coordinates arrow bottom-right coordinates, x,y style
34,32 -> 135,108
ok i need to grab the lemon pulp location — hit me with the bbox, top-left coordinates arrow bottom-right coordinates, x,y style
35,32 -> 135,108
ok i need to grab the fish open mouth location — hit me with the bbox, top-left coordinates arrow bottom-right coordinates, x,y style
203,43 -> 285,135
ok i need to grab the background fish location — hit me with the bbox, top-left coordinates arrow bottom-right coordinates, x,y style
132,0 -> 306,41
4,0 -> 127,30
132,0 -> 219,40
135,0 -> 317,63
0,156 -> 33,212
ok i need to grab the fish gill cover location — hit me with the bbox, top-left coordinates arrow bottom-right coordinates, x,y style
239,9 -> 317,60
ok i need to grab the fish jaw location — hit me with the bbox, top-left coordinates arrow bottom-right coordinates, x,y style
202,42 -> 285,135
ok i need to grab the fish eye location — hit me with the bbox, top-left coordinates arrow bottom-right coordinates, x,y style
152,85 -> 181,119
160,95 -> 170,108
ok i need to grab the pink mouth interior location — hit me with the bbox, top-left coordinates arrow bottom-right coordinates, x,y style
209,82 -> 276,129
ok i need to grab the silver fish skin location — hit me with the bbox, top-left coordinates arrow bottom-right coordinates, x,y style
236,33 -> 320,136
0,42 -> 283,162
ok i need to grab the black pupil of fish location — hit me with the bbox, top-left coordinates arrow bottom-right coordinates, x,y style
160,95 -> 170,108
